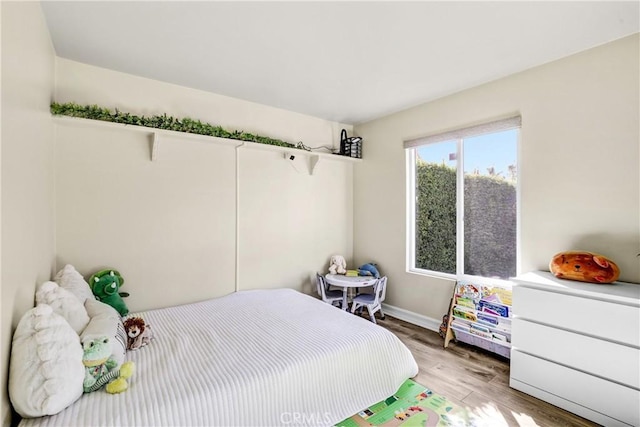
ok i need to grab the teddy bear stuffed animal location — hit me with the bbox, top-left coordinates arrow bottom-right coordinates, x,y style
549,251 -> 620,284
329,255 -> 347,275
123,317 -> 154,350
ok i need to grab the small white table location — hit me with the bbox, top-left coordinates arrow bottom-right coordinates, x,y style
325,274 -> 378,311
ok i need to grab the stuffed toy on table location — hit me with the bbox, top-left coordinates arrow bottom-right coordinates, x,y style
89,269 -> 129,316
328,255 -> 347,275
358,262 -> 380,278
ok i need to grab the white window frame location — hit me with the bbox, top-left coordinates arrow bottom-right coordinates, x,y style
405,116 -> 521,280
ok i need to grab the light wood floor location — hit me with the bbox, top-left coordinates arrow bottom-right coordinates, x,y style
365,313 -> 599,427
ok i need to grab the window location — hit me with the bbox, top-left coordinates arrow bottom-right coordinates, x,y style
406,117 -> 520,280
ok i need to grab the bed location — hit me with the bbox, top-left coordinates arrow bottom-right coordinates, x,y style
20,288 -> 418,426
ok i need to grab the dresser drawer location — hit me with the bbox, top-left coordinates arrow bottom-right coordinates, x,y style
512,318 -> 639,389
513,286 -> 640,347
511,350 -> 640,426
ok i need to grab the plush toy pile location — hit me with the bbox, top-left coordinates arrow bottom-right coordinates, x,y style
8,264 -> 144,420
328,256 -> 382,278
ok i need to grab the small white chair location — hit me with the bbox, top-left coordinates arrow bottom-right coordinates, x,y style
316,273 -> 344,308
350,276 -> 387,323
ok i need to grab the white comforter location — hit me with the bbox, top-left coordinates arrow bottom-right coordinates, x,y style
20,289 -> 418,426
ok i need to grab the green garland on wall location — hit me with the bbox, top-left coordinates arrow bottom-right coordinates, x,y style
50,102 -> 301,149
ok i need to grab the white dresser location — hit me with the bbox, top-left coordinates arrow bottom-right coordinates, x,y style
510,271 -> 640,427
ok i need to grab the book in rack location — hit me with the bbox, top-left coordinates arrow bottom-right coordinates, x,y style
443,278 -> 513,358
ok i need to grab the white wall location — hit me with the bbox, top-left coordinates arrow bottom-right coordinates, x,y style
55,125 -> 238,310
54,59 -> 354,312
238,149 -> 353,292
354,34 -> 640,320
0,2 -> 56,424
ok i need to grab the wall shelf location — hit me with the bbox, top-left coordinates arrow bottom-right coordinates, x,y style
52,115 -> 361,173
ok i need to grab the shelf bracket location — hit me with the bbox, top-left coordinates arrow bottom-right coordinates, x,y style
308,155 -> 320,175
150,132 -> 159,161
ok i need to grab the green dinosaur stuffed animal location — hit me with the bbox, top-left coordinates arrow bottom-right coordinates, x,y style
89,269 -> 129,316
82,336 -> 135,394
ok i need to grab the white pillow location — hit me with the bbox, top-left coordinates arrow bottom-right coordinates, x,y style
53,264 -> 94,303
36,281 -> 90,334
81,298 -> 127,367
9,304 -> 84,418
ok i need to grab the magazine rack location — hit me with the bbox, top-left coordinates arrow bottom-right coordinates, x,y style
443,278 -> 513,358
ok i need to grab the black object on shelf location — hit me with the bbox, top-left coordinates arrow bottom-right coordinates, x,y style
339,129 -> 362,159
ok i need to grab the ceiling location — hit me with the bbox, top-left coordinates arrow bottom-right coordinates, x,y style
41,1 -> 639,125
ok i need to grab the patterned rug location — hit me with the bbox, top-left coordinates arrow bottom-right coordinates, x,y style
336,379 -> 473,427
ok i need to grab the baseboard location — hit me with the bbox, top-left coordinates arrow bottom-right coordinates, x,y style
381,303 -> 441,332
